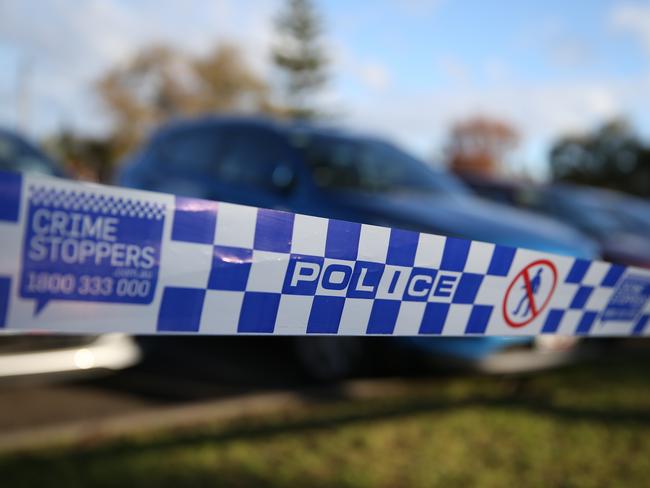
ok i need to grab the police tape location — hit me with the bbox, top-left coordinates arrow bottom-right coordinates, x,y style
0,170 -> 648,337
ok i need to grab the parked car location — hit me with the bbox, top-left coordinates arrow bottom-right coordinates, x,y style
0,127 -> 65,177
607,193 -> 650,239
120,116 -> 598,379
0,128 -> 141,383
462,175 -> 650,268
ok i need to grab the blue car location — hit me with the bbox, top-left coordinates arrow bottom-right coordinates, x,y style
120,116 -> 597,379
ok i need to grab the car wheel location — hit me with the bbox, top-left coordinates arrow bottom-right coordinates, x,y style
293,337 -> 366,382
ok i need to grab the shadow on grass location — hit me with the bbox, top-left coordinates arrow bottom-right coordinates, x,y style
2,349 -> 650,488
25,354 -> 650,453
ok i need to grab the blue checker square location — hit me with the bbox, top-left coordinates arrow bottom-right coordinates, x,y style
419,302 -> 449,335
465,305 -> 493,334
307,296 -> 345,333
208,246 -> 252,291
452,273 -> 484,304
325,220 -> 361,261
601,265 -> 625,287
282,254 -> 324,295
172,196 -> 218,244
347,261 -> 385,299
386,228 -> 419,266
633,315 -> 649,336
565,259 -> 591,284
576,311 -> 598,335
0,171 -> 21,222
487,245 -> 516,276
254,208 -> 294,253
367,299 -> 401,334
0,276 -> 10,328
542,309 -> 565,333
570,286 -> 594,309
157,287 -> 205,332
238,292 -> 280,333
440,237 -> 471,272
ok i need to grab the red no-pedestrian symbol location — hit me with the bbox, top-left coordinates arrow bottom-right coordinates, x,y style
503,259 -> 558,328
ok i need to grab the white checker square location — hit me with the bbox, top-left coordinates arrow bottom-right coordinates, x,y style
414,233 -> 446,268
246,251 -> 290,293
214,202 -> 257,248
316,258 -> 355,297
160,240 -> 212,288
291,214 -> 328,256
442,304 -> 472,335
551,283 -> 579,309
275,295 -> 314,334
357,224 -> 390,262
581,262 -> 610,286
199,290 -> 244,334
475,275 -> 508,306
0,222 -> 23,275
483,306 -> 509,335
464,241 -> 495,274
557,310 -> 583,335
585,287 -> 614,310
393,302 -> 426,335
338,298 -> 373,335
376,265 -> 411,300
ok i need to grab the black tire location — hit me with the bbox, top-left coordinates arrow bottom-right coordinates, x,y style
293,336 -> 366,382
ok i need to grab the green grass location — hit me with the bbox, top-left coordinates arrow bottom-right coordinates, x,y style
2,352 -> 650,487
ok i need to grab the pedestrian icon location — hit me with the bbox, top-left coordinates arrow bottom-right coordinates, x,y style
503,259 -> 558,328
513,268 -> 543,317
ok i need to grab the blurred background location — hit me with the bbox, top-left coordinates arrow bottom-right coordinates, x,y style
1,1 -> 650,486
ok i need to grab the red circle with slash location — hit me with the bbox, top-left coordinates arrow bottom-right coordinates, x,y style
503,259 -> 558,328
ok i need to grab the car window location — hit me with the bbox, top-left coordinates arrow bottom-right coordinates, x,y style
157,127 -> 220,174
292,133 -> 468,195
216,127 -> 288,190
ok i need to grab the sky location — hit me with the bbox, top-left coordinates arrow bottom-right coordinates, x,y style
1,0 -> 650,178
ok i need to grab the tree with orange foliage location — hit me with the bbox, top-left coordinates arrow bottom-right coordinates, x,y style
97,44 -> 275,160
446,116 -> 519,176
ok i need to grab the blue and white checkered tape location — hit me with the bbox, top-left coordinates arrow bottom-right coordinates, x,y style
1,170 -> 649,336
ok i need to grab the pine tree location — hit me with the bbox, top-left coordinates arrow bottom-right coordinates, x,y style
272,0 -> 328,119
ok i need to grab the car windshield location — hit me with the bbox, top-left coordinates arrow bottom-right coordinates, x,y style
0,132 -> 59,176
292,132 -> 468,195
558,191 -> 636,236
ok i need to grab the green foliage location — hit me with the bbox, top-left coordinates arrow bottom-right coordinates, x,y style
272,0 -> 328,120
550,119 -> 650,197
2,354 -> 650,487
44,130 -> 115,182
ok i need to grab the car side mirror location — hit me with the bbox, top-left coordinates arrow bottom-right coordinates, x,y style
271,164 -> 296,194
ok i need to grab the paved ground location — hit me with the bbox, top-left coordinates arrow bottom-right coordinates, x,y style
0,337 -> 299,434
